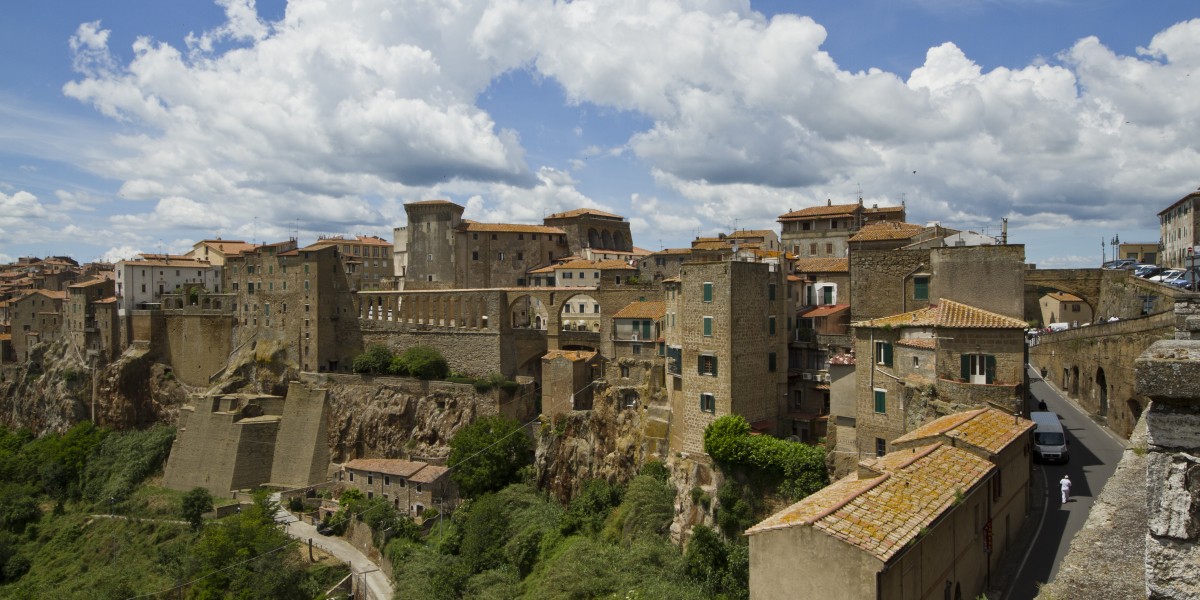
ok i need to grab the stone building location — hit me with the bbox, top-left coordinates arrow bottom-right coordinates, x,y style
543,207 -> 633,256
664,260 -> 788,453
850,299 -> 1028,460
186,239 -> 258,267
541,349 -> 601,416
637,248 -> 692,282
9,289 -> 66,362
340,458 -> 458,516
306,235 -> 394,291
1039,291 -> 1092,328
64,278 -> 119,364
1116,241 -> 1158,264
747,409 -> 1032,600
778,200 -> 905,259
224,240 -> 360,373
1158,190 -> 1200,268
115,256 -> 221,314
552,259 -> 639,289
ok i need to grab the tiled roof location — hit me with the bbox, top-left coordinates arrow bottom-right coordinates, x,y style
461,221 -> 565,234
1045,292 -> 1083,302
829,353 -> 856,366
527,264 -> 557,274
612,301 -> 666,320
746,443 -> 994,562
554,259 -> 636,271
408,464 -> 450,484
95,296 -> 119,304
121,258 -> 215,268
798,304 -> 850,318
852,299 -> 1028,329
544,207 -> 624,220
67,278 -> 107,289
864,205 -> 904,214
691,241 -> 732,251
848,221 -> 923,242
195,240 -> 257,256
309,235 -> 393,247
16,289 -> 68,302
779,203 -> 860,219
793,258 -> 849,273
729,229 -> 776,238
406,199 -> 463,208
343,458 -> 427,477
892,408 -> 1035,456
895,337 -> 937,350
543,349 -> 598,362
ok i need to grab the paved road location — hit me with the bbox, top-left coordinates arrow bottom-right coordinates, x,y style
271,494 -> 394,600
1009,365 -> 1127,599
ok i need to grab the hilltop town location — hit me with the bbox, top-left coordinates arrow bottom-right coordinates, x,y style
2,191 -> 1200,599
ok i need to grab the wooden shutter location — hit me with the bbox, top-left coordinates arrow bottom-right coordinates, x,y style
961,354 -> 970,380
985,355 -> 997,384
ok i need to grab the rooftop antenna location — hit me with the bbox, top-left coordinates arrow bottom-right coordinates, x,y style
254,216 -> 259,245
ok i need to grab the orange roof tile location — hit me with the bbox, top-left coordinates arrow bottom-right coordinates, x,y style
892,408 -> 1034,456
848,221 -> 923,242
852,299 -> 1027,330
122,258 -> 215,268
1044,292 -> 1083,302
408,464 -> 450,484
612,301 -> 666,320
543,349 -> 598,362
527,264 -> 557,274
554,259 -> 636,271
895,338 -> 937,350
746,443 -> 994,563
864,205 -> 904,214
798,304 -> 850,318
406,199 -> 462,208
779,203 -> 860,220
793,258 -> 849,273
67,278 -> 108,289
461,221 -> 566,234
343,458 -> 428,477
729,229 -> 776,238
544,207 -> 624,220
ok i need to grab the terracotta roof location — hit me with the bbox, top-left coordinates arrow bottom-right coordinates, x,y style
0,334 -> 9,341
814,383 -> 830,391
798,304 -> 850,318
893,408 -> 1034,456
792,258 -> 849,273
895,337 -> 937,350
343,458 -> 427,478
1044,292 -> 1083,302
194,240 -> 257,256
852,299 -> 1028,330
612,301 -> 666,320
527,264 -> 557,274
848,221 -> 924,242
729,229 -> 776,238
649,248 -> 693,256
544,207 -> 624,220
787,275 -> 803,282
864,205 -> 904,214
691,241 -> 733,251
95,296 -> 119,304
121,258 -> 214,268
554,259 -> 636,271
829,353 -> 856,366
746,443 -> 994,563
779,203 -> 860,220
406,199 -> 463,208
461,221 -> 565,234
67,278 -> 108,289
309,235 -> 393,247
16,289 -> 68,302
543,349 -> 598,362
408,464 -> 450,484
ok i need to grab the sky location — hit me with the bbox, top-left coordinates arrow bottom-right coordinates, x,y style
1,0 -> 1198,267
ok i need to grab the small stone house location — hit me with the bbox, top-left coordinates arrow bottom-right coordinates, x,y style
1039,291 -> 1092,328
340,458 -> 458,516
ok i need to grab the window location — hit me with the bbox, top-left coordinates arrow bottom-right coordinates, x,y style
702,282 -> 713,303
472,251 -> 479,260
875,341 -> 893,366
914,276 -> 929,301
632,344 -> 641,355
875,438 -> 886,457
593,272 -> 600,279
593,303 -> 601,314
563,272 -> 573,279
349,472 -> 354,482
367,474 -> 374,485
620,365 -> 630,377
768,283 -> 776,301
961,354 -> 996,384
809,243 -> 818,255
498,252 -> 504,261
1071,304 -> 1080,312
874,388 -> 887,413
698,354 -> 717,376
825,243 -> 833,254
700,393 -> 716,413
768,316 -> 776,336
703,316 -> 713,337
517,252 -> 523,261
768,352 -> 777,372
491,234 -> 498,240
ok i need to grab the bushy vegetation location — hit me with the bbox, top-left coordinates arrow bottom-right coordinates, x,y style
353,344 -> 450,379
447,416 -> 533,498
703,415 -> 829,500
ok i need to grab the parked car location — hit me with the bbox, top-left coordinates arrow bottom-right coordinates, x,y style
1134,264 -> 1162,278
1151,268 -> 1185,282
1102,259 -> 1137,270
1170,269 -> 1200,289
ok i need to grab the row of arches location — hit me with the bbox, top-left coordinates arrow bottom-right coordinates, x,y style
587,228 -> 630,251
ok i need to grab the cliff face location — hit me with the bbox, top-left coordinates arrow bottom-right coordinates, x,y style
0,341 -> 90,433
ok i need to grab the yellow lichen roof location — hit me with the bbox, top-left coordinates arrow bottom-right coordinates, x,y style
343,458 -> 428,477
554,259 -> 635,270
746,444 -> 994,563
612,301 -> 666,320
852,299 -> 1027,329
1045,292 -> 1083,302
544,207 -> 624,220
793,258 -> 849,273
848,221 -> 924,242
543,349 -> 598,362
895,337 -> 937,350
527,264 -> 557,274
123,257 -> 215,268
893,408 -> 1035,456
461,221 -> 566,234
779,203 -> 860,219
649,248 -> 693,256
691,241 -> 733,251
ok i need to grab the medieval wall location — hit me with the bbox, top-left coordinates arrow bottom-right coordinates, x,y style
930,244 -> 1026,319
160,313 -> 235,386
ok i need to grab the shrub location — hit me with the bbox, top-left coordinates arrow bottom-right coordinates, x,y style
638,460 -> 671,484
448,416 -> 532,498
352,344 -> 393,374
703,415 -> 828,500
559,478 -> 624,536
180,487 -> 214,531
397,346 -> 450,380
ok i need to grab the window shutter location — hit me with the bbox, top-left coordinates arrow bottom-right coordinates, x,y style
883,342 -> 893,367
642,320 -> 651,339
961,354 -> 970,380
985,355 -> 997,384
698,355 -> 704,374
874,389 -> 886,413
712,356 -> 718,376
703,282 -> 713,303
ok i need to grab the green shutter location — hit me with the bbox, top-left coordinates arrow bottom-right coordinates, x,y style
874,389 -> 886,413
769,317 -> 776,335
883,342 -> 893,367
914,277 -> 929,301
961,354 -> 970,380
703,282 -> 713,303
698,355 -> 704,374
642,320 -> 651,339
712,357 -> 718,377
703,317 -> 712,336
985,355 -> 997,384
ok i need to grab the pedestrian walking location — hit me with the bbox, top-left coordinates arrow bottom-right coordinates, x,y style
1059,474 -> 1072,503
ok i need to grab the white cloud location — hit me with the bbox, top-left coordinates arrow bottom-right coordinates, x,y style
0,191 -> 51,222
99,245 -> 144,263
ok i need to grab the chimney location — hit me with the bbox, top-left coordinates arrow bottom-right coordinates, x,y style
827,199 -> 832,206
1001,218 -> 1009,245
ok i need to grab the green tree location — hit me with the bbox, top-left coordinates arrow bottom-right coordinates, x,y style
180,487 -> 214,531
352,344 -> 393,374
396,346 -> 450,379
447,416 -> 532,498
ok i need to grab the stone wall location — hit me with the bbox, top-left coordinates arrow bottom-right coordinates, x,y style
849,247 -> 929,322
159,312 -> 236,386
931,244 -> 1026,319
1029,311 -> 1173,438
270,383 -> 331,488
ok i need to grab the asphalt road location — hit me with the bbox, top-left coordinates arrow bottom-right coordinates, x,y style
271,493 -> 394,600
1008,365 -> 1128,600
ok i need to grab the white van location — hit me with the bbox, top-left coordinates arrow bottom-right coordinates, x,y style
1030,411 -> 1069,463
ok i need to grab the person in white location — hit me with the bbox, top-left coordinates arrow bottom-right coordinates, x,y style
1059,474 -> 1072,503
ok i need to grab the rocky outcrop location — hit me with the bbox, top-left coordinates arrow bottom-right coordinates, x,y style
0,340 -> 90,433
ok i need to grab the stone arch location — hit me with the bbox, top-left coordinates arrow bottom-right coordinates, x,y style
509,294 -> 548,330
1096,367 -> 1108,416
588,228 -> 600,248
613,231 -> 626,251
557,293 -> 599,333
601,230 -> 613,249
